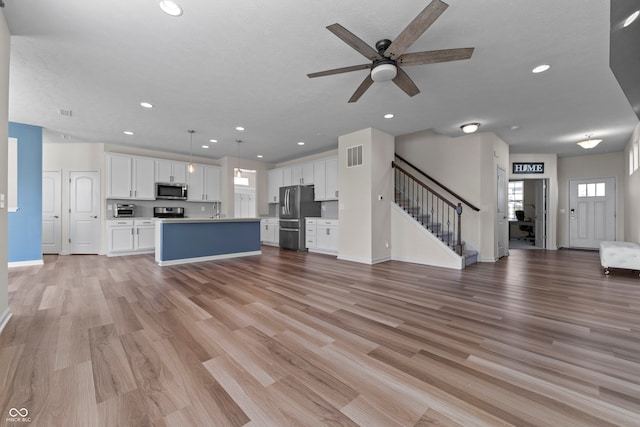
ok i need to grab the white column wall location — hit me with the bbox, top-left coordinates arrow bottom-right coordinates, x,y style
625,123 -> 640,242
0,10 -> 11,329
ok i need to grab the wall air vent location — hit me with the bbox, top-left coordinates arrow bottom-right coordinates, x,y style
347,144 -> 363,168
58,108 -> 73,117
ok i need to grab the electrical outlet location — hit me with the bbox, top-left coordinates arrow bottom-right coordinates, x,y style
201,206 -> 205,211
0,193 -> 4,209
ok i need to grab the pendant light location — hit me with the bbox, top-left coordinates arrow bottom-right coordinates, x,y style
235,139 -> 242,178
187,130 -> 195,173
576,134 -> 602,149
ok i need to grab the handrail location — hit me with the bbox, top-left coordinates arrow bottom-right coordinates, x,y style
392,162 -> 456,209
394,154 -> 480,212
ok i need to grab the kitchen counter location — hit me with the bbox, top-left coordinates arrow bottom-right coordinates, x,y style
155,218 -> 261,266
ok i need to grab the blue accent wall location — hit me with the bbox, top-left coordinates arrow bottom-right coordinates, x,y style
8,122 -> 43,263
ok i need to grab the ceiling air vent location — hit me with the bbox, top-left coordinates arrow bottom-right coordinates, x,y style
58,108 -> 73,117
347,144 -> 363,168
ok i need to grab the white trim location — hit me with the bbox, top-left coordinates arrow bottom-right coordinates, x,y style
308,248 -> 338,256
107,249 -> 154,257
157,250 -> 262,266
8,208 -> 18,213
0,308 -> 12,336
8,259 -> 44,268
337,255 -> 376,265
391,254 -> 463,270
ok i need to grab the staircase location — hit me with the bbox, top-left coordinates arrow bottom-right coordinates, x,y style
393,159 -> 478,268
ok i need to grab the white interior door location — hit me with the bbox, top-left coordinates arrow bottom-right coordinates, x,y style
569,177 -> 615,248
496,166 -> 508,258
534,179 -> 547,248
69,171 -> 101,254
42,170 -> 62,254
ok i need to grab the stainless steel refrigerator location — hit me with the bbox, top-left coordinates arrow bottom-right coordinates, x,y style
279,185 -> 321,251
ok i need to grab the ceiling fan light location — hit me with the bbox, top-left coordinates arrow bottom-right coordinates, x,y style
159,0 -> 182,16
460,123 -> 480,134
576,138 -> 602,149
371,63 -> 397,82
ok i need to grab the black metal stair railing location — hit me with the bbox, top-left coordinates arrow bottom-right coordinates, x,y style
392,161 -> 463,255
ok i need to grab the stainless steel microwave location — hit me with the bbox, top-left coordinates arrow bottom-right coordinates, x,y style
155,182 -> 188,200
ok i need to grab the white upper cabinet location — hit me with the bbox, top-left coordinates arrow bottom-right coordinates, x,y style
133,156 -> 156,199
155,159 -> 187,184
106,153 -> 156,200
268,168 -> 283,203
107,154 -> 133,199
187,164 -> 221,202
302,162 -> 314,185
313,156 -> 338,201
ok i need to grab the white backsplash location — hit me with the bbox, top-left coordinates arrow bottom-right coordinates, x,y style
107,199 -> 221,219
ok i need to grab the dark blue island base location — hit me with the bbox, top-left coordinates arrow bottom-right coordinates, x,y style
155,218 -> 261,266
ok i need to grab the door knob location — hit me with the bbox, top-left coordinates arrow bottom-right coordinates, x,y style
93,216 -> 98,218
54,215 -> 59,218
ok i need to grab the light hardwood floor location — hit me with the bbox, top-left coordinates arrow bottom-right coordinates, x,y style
2,247 -> 640,426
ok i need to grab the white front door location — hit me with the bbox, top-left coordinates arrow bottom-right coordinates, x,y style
69,171 -> 101,254
534,179 -> 547,248
569,177 -> 615,248
496,166 -> 508,258
42,170 -> 62,254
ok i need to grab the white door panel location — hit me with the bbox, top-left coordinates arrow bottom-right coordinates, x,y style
569,177 -> 615,248
496,167 -> 507,258
42,171 -> 62,253
534,179 -> 547,248
69,171 -> 101,254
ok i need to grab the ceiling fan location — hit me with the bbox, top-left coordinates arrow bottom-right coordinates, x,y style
307,0 -> 474,103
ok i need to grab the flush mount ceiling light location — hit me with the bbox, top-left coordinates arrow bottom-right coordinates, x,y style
370,62 -> 397,82
140,102 -> 153,108
532,64 -> 550,73
576,135 -> 602,149
187,130 -> 195,173
624,10 -> 639,27
209,139 -> 218,143
257,155 -> 264,158
235,126 -> 245,131
159,0 -> 182,16
384,113 -> 395,119
123,131 -> 134,135
201,145 -> 209,149
460,123 -> 480,134
297,141 -> 305,146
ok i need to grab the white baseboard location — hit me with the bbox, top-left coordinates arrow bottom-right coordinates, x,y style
0,308 -> 12,336
309,248 -> 338,256
337,255 -> 380,265
8,259 -> 44,268
107,250 -> 154,257
157,250 -> 262,266
391,255 -> 463,270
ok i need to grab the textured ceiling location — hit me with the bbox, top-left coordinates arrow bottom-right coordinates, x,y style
3,0 -> 639,163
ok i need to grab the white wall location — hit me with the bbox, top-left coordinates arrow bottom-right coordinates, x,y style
0,10 -> 10,329
625,123 -> 640,242
509,153 -> 558,250
337,128 -> 394,264
557,152 -> 625,247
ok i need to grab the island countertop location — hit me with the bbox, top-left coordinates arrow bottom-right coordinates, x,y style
154,217 -> 260,224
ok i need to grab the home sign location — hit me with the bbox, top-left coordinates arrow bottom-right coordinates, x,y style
512,162 -> 544,174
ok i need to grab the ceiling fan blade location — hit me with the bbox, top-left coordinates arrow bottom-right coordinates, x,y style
393,68 -> 420,97
307,64 -> 371,78
348,75 -> 374,103
385,0 -> 449,60
326,23 -> 381,61
397,47 -> 474,66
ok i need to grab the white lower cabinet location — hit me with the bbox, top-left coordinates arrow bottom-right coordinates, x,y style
260,218 -> 279,246
107,219 -> 156,256
306,218 -> 338,254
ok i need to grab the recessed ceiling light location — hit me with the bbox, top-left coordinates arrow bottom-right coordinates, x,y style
123,131 -> 134,135
460,123 -> 480,134
209,139 -> 218,143
384,113 -> 395,119
201,145 -> 209,149
159,0 -> 182,16
297,141 -> 305,146
257,155 -> 264,158
624,10 -> 639,27
235,126 -> 245,131
140,102 -> 153,108
532,64 -> 550,74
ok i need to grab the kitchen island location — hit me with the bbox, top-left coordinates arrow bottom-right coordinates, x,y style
155,217 -> 261,266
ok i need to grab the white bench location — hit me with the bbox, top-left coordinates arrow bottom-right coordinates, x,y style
600,241 -> 640,276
